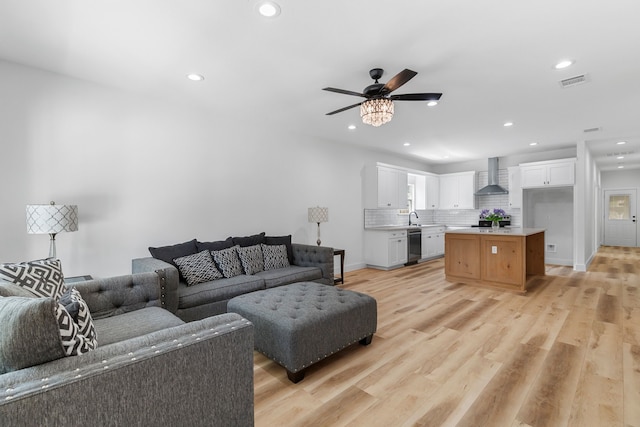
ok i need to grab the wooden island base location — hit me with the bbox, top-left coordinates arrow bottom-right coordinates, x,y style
444,228 -> 545,293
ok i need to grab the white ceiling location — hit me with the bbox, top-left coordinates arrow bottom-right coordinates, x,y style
1,0 -> 639,171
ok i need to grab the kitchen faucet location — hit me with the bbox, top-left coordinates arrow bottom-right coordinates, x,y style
409,211 -> 419,226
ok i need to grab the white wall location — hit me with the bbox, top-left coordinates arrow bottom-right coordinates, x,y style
601,169 -> 640,188
0,60 -> 428,277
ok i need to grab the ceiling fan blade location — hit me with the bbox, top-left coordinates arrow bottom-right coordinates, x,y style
326,102 -> 363,116
382,69 -> 418,93
390,93 -> 443,101
322,87 -> 367,98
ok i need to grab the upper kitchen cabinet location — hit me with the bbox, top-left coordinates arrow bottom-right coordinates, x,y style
520,158 -> 576,188
508,166 -> 522,208
425,173 -> 439,209
439,171 -> 476,209
364,163 -> 409,209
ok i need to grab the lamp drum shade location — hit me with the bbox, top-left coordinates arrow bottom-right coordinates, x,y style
26,204 -> 78,234
308,207 -> 328,223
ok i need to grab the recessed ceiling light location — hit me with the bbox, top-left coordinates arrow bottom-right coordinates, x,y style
403,142 -> 411,147
554,60 -> 574,70
529,142 -> 538,146
187,73 -> 204,81
617,155 -> 625,160
347,124 -> 356,130
257,1 -> 281,17
504,122 -> 513,127
617,141 -> 627,145
427,101 -> 438,107
618,165 -> 625,169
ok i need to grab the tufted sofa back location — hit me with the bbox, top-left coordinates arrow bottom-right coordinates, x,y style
291,244 -> 334,285
74,272 -> 169,319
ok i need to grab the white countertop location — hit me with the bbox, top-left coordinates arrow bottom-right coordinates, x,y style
365,224 -> 447,231
445,227 -> 545,236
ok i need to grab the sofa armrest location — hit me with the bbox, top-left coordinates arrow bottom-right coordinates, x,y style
292,243 -> 334,285
72,272 -> 177,319
132,257 -> 180,313
0,313 -> 254,427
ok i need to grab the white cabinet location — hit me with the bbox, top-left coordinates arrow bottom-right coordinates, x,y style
388,235 -> 408,266
425,173 -> 439,209
364,230 -> 408,269
421,226 -> 445,259
520,159 -> 575,188
377,166 -> 409,208
438,171 -> 476,209
508,166 -> 522,208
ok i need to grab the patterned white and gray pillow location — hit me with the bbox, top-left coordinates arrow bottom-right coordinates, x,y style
0,258 -> 65,300
237,245 -> 264,275
54,300 -> 98,356
58,287 -> 98,353
174,250 -> 223,286
261,244 -> 290,271
211,246 -> 244,278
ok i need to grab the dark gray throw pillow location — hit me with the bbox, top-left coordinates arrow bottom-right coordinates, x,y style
149,239 -> 198,266
196,237 -> 234,252
232,232 -> 266,247
59,287 -> 80,320
149,239 -> 198,281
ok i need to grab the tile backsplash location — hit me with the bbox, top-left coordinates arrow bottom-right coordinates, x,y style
364,169 -> 522,228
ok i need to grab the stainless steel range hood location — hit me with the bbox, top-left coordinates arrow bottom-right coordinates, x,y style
475,157 -> 508,196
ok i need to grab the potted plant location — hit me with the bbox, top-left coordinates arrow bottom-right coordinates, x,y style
480,208 -> 506,230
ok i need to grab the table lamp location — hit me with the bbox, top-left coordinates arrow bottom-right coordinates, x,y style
26,201 -> 78,258
308,206 -> 328,246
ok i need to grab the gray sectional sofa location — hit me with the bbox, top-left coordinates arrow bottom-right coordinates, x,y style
132,233 -> 334,322
0,272 -> 254,427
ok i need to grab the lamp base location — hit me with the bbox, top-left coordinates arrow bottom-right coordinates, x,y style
48,233 -> 57,259
316,222 -> 322,246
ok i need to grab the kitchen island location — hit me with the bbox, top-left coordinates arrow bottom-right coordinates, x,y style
444,227 -> 545,292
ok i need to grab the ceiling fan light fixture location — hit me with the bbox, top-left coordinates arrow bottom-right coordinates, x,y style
360,98 -> 394,127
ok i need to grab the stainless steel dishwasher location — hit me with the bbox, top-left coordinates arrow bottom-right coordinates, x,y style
406,228 -> 421,265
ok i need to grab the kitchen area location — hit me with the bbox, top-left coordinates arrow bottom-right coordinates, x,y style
363,158 -> 575,278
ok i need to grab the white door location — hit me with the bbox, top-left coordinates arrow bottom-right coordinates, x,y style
604,189 -> 637,246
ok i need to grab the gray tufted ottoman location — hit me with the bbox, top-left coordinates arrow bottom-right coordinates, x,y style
227,282 -> 377,383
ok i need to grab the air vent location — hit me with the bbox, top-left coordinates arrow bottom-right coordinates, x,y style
606,151 -> 634,157
559,74 -> 589,88
583,127 -> 601,133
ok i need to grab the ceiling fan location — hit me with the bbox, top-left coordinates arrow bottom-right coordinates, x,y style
323,68 -> 442,127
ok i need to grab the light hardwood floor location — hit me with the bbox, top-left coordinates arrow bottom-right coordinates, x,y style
253,246 -> 640,427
